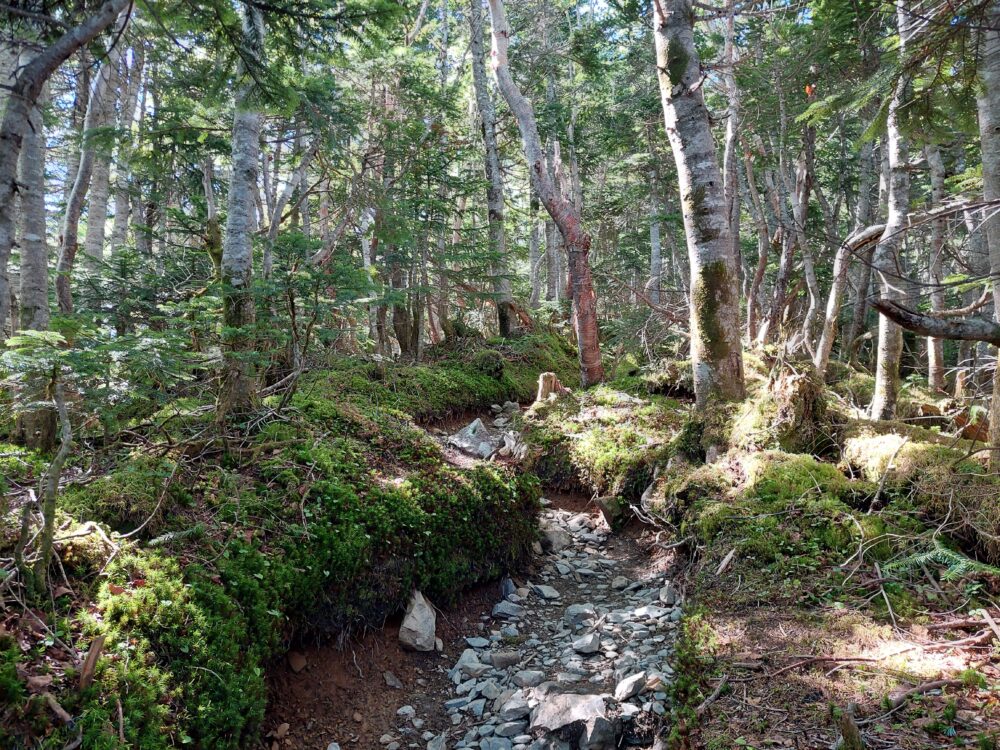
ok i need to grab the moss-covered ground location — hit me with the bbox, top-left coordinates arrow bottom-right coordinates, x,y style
0,333 -> 576,749
521,356 -> 1000,749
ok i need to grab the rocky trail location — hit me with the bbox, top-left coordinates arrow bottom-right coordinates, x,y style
265,410 -> 683,750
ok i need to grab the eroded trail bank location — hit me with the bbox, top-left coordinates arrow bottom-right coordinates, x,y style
265,494 -> 682,750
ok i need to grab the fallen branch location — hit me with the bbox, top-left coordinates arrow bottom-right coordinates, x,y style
887,678 -> 965,709
767,655 -> 877,678
696,674 -> 729,717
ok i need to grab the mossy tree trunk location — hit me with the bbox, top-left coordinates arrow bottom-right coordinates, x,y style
486,0 -> 605,386
653,0 -> 744,406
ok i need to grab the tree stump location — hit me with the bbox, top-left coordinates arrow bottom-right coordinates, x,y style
534,372 -> 567,404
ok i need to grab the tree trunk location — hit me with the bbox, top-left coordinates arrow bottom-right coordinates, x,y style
55,12 -> 128,314
924,144 -> 947,391
486,0 -> 604,385
110,45 -> 144,253
647,170 -> 664,305
722,0 -> 741,288
17,70 -> 48,333
978,0 -> 1000,468
528,186 -> 542,309
0,0 -> 130,340
654,0 -> 744,406
469,0 -> 513,336
218,4 -> 264,420
82,54 -> 121,272
870,0 -> 913,421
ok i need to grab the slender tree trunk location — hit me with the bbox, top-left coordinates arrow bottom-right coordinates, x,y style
110,44 -> 144,253
742,150 -> 770,342
469,0 -> 513,336
722,0 -> 741,287
18,66 -> 48,334
924,144 -> 947,391
82,54 -> 121,272
647,170 -> 663,305
528,186 -> 542,309
218,4 -> 265,420
654,0 -> 744,405
0,0 -> 130,340
487,0 -> 604,385
55,12 -> 128,314
870,0 -> 914,420
977,0 -> 1000,467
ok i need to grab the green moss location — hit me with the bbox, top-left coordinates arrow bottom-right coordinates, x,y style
60,455 -> 182,536
9,337 -> 563,749
692,261 -> 733,364
523,385 -> 686,501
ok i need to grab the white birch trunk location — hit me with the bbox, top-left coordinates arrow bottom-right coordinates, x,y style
977,0 -> 1000,466
469,0 -> 513,336
924,143 -> 947,391
870,0 -> 915,420
218,4 -> 264,418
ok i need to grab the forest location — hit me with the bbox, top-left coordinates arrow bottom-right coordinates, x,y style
0,0 -> 999,748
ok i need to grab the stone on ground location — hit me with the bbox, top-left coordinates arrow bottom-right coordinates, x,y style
399,590 -> 436,651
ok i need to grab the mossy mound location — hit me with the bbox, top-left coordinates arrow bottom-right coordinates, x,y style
842,421 -> 1000,562
0,337 -> 558,750
306,332 -> 578,423
522,384 -> 687,501
732,361 -> 839,455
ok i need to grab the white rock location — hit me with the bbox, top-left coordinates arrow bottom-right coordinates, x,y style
613,672 -> 646,702
399,591 -> 436,652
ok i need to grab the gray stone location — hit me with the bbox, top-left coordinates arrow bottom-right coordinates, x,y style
384,670 -> 404,689
499,690 -> 531,721
448,418 -> 500,457
564,603 -> 597,629
658,583 -> 678,606
399,591 -> 436,652
530,693 -> 607,733
480,739 -> 512,750
572,633 -> 601,655
495,721 -> 527,738
466,636 -> 490,648
610,576 -> 629,590
532,584 -> 561,600
493,601 -> 527,619
579,716 -> 617,750
513,670 -> 545,687
427,735 -> 447,750
326,744 -> 341,750
490,650 -> 522,669
540,523 -> 573,553
453,649 -> 490,678
396,705 -> 416,718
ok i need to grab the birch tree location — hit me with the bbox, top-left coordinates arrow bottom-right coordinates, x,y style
653,0 -> 744,406
469,0 -> 514,336
218,3 -> 265,419
869,0 -> 915,420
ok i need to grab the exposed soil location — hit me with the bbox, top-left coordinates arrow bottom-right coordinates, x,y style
262,474 -> 680,750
